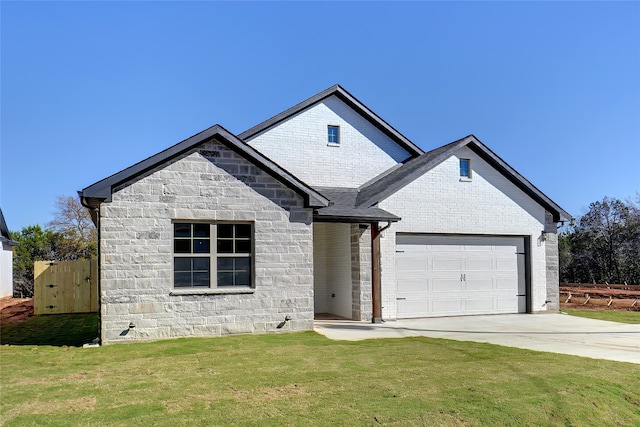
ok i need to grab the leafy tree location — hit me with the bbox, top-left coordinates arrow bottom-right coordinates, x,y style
11,195 -> 97,297
10,225 -> 56,297
560,195 -> 640,285
620,193 -> 640,284
558,231 -> 573,282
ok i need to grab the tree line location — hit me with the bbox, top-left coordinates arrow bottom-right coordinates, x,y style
11,196 -> 97,297
559,194 -> 640,285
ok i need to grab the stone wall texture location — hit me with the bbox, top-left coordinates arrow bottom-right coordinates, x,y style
351,224 -> 372,321
98,139 -> 314,343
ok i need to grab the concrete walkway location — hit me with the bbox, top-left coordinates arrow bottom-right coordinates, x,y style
314,313 -> 640,364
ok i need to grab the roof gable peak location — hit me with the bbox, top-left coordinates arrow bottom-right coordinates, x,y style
239,84 -> 424,157
356,134 -> 571,222
79,124 -> 329,213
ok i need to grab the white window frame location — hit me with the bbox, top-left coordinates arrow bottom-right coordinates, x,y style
327,125 -> 340,146
459,158 -> 472,181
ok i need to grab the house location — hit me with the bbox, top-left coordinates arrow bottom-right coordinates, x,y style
79,85 -> 571,344
1,208 -> 19,298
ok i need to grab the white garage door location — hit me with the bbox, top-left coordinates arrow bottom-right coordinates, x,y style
396,235 -> 526,318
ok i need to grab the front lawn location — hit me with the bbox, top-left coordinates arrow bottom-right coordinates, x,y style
0,313 -> 98,347
562,308 -> 640,324
1,331 -> 639,426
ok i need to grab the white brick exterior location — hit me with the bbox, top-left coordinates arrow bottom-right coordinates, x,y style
378,147 -> 551,319
313,223 -> 352,319
98,140 -> 314,343
1,242 -> 14,298
245,95 -> 411,188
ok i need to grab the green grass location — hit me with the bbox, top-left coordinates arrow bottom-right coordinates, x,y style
562,308 -> 640,324
0,313 -> 99,347
1,330 -> 639,426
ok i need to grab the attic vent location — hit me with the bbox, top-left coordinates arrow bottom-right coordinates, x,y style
200,150 -> 221,158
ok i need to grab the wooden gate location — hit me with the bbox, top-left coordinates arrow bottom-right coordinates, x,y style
34,259 -> 98,315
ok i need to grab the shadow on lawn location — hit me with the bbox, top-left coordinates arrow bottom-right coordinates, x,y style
0,313 -> 99,347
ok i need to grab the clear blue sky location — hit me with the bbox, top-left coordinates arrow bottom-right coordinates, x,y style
1,1 -> 639,231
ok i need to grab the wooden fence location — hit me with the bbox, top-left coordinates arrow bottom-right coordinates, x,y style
559,283 -> 639,310
34,259 -> 98,315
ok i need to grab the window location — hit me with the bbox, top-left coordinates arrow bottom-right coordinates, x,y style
327,125 -> 340,144
460,158 -> 471,179
173,222 -> 253,288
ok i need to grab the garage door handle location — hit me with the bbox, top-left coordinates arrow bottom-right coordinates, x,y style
397,297 -> 407,300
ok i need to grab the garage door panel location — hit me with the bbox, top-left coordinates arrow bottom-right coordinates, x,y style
400,244 -> 428,253
432,258 -> 462,271
464,298 -> 495,312
399,272 -> 429,282
397,291 -> 429,300
496,257 -> 517,271
497,297 -> 518,311
463,245 -> 493,252
432,279 -> 463,292
433,299 -> 464,314
495,277 -> 516,290
396,234 -> 526,318
397,299 -> 429,317
397,256 -> 426,271
464,278 -> 493,291
465,258 -> 494,271
398,280 -> 428,293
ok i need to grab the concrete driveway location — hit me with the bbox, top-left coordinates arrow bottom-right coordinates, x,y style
314,313 -> 640,364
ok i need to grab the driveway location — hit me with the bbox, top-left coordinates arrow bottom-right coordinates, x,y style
314,313 -> 640,364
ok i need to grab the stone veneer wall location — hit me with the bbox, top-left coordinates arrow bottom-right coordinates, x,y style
98,139 -> 314,343
351,224 -> 372,321
544,212 -> 560,311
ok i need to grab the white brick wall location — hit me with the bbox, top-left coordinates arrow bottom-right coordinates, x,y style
379,146 -> 551,319
313,223 -> 352,319
99,140 -> 315,343
1,243 -> 13,298
246,95 -> 411,188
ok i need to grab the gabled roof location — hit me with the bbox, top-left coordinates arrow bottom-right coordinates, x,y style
79,125 -> 329,212
0,207 -> 19,246
356,135 -> 572,223
314,187 -> 400,223
238,84 -> 424,157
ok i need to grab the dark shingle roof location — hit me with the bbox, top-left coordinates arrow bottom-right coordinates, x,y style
79,125 -> 329,211
239,84 -> 424,158
0,208 -> 19,246
356,138 -> 466,208
356,135 -> 572,223
314,187 -> 400,223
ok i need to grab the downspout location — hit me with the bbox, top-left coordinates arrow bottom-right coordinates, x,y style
371,221 -> 392,324
80,193 -> 103,345
94,206 -> 102,345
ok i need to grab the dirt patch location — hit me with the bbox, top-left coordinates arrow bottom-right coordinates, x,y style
0,297 -> 34,324
560,284 -> 640,312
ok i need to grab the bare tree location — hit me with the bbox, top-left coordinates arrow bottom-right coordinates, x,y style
47,195 -> 97,259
